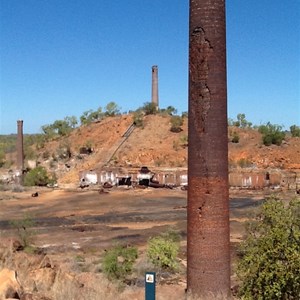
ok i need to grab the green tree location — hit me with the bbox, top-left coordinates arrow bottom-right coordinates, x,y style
160,106 -> 177,116
233,113 -> 252,128
80,107 -> 104,125
64,115 -> 78,128
290,125 -> 300,137
105,101 -> 121,117
237,197 -> 300,299
41,124 -> 56,140
52,119 -> 72,136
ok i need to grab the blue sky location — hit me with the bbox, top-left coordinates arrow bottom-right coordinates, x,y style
0,0 -> 299,134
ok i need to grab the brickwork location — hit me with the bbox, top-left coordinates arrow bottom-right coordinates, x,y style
187,0 -> 231,297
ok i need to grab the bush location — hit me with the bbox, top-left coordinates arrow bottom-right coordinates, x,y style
0,149 -> 5,168
237,197 -> 300,299
237,158 -> 252,168
133,110 -> 144,128
258,122 -> 285,146
231,132 -> 240,143
23,166 -> 50,186
10,214 -> 36,251
147,229 -> 180,271
170,116 -> 183,133
102,245 -> 138,281
290,125 -> 300,137
141,102 -> 157,115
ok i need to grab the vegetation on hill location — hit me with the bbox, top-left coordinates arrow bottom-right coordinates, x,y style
1,108 -> 299,178
258,122 -> 286,146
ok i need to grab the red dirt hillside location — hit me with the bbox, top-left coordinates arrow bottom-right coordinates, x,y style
9,113 -> 296,185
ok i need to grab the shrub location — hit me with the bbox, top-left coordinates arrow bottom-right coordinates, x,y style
57,141 -> 72,160
170,116 -> 183,133
179,135 -> 188,148
23,166 -> 50,186
159,106 -> 177,116
147,229 -> 180,271
173,140 -> 180,151
231,132 -> 240,143
10,214 -> 36,251
141,102 -> 157,115
237,158 -> 252,168
102,245 -> 138,281
290,125 -> 300,137
0,149 -> 5,168
237,197 -> 300,299
258,122 -> 285,146
133,110 -> 144,128
24,146 -> 37,160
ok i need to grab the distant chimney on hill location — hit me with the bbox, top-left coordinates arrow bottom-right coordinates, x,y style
151,65 -> 159,109
17,120 -> 24,171
16,120 -> 24,184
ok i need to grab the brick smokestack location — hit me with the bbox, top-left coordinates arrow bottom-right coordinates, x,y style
187,0 -> 231,298
151,65 -> 159,109
16,120 -> 24,175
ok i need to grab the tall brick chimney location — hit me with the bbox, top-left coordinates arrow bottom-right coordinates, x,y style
16,120 -> 24,175
187,0 -> 231,298
151,65 -> 159,109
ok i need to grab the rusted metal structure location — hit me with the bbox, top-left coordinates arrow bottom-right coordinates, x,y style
187,0 -> 231,297
16,120 -> 24,177
151,65 -> 159,109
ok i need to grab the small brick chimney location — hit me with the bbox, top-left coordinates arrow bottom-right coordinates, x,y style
16,120 -> 24,174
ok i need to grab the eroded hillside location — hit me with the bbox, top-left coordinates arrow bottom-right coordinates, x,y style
3,114 -> 300,185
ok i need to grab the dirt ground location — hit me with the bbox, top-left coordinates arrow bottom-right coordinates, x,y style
0,186 -> 296,299
0,187 -> 267,251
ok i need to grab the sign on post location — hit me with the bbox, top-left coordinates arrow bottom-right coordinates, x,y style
145,272 -> 156,300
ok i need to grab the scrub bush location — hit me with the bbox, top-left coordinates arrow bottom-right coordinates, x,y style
102,245 -> 138,281
23,166 -> 50,186
258,122 -> 285,146
237,196 -> 300,299
147,229 -> 180,271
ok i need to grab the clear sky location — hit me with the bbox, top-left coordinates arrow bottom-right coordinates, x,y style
0,0 -> 299,134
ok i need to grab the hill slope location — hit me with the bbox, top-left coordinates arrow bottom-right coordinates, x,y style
2,114 -> 300,185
